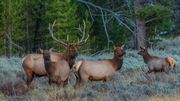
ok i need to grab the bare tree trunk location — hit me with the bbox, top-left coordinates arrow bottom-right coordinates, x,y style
8,25 -> 12,57
33,19 -> 41,52
175,0 -> 180,30
5,24 -> 12,58
4,32 -> 8,57
32,2 -> 44,52
134,0 -> 146,49
25,13 -> 30,53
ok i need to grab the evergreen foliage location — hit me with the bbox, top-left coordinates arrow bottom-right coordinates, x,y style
0,0 -> 178,56
47,0 -> 80,49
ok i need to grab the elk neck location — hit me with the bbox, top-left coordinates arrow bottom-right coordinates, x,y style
109,55 -> 123,71
142,51 -> 152,64
43,54 -> 51,74
63,49 -> 74,68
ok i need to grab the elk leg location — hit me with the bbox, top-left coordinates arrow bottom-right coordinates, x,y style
57,78 -> 65,87
63,79 -> 68,87
57,80 -> 62,87
48,78 -> 52,85
74,72 -> 79,82
173,68 -> 176,73
26,70 -> 34,86
79,75 -> 89,85
48,75 -> 55,85
147,67 -> 154,74
163,67 -> 169,74
74,75 -> 88,88
25,70 -> 34,86
74,76 -> 81,88
74,72 -> 81,88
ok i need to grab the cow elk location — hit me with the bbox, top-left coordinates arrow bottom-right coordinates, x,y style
73,45 -> 126,87
41,48 -> 70,86
22,49 -> 63,86
138,47 -> 176,73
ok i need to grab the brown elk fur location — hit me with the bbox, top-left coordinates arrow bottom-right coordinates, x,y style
22,51 -> 63,86
138,47 -> 176,73
22,46 -> 77,86
62,45 -> 79,68
73,45 -> 125,87
42,49 -> 70,86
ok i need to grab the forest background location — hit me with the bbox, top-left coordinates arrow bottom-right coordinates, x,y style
0,0 -> 179,57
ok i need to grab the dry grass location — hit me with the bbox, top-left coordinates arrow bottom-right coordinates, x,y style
143,95 -> 180,101
0,37 -> 180,101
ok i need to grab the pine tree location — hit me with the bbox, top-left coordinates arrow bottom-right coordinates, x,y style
0,0 -> 24,57
47,0 -> 80,49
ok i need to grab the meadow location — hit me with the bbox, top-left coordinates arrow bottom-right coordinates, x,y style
0,37 -> 180,101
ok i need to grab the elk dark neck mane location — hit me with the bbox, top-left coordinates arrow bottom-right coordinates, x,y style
63,49 -> 75,68
143,51 -> 152,64
43,53 -> 51,74
109,55 -> 123,71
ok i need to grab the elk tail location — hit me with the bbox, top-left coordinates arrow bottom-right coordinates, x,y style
21,56 -> 27,65
73,61 -> 83,72
165,56 -> 176,69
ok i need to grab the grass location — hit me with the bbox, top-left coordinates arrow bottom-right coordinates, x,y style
0,37 -> 180,101
144,95 -> 180,101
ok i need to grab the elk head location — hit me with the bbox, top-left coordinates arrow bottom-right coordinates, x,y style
39,48 -> 53,61
65,44 -> 79,58
48,20 -> 89,58
138,46 -> 147,56
113,45 -> 126,59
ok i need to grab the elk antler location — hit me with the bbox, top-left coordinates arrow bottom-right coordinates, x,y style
48,20 -> 67,46
75,20 -> 89,45
48,20 -> 89,46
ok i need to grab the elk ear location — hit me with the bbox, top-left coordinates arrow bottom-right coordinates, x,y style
144,47 -> 148,51
113,45 -> 116,50
121,44 -> 125,49
140,46 -> 145,50
49,48 -> 53,53
140,46 -> 143,49
39,48 -> 43,53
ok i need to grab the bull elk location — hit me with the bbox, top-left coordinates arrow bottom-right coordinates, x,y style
138,47 -> 176,73
22,20 -> 89,86
41,48 -> 70,86
48,20 -> 89,68
73,45 -> 126,87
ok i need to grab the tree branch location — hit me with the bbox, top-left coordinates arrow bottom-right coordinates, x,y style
76,0 -> 135,33
6,34 -> 23,50
101,9 -> 110,49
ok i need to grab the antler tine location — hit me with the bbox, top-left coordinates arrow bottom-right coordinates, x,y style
80,20 -> 86,42
48,20 -> 67,46
75,20 -> 89,45
77,34 -> 89,45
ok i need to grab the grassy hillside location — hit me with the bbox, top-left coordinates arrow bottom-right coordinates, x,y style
0,37 -> 180,101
